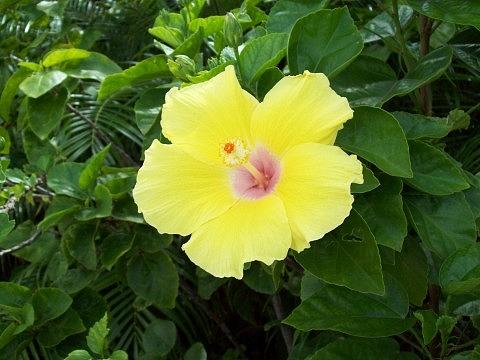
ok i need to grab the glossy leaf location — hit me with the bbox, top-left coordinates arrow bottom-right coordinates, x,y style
288,7 -> 363,77
86,313 -> 108,356
266,0 -> 329,33
63,223 -> 97,270
134,88 -> 167,135
307,337 -> 400,359
336,106 -> 412,177
79,145 -> 111,190
405,193 -> 476,259
19,70 -> 67,99
295,210 -> 385,295
101,233 -> 134,271
47,162 -> 87,199
361,6 -> 413,43
43,48 -> 91,67
351,165 -> 380,194
32,288 -> 72,326
393,111 -> 451,140
439,244 -> 480,294
405,140 -> 469,195
406,0 -> 480,28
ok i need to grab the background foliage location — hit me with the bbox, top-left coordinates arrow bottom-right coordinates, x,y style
1,0 -> 480,359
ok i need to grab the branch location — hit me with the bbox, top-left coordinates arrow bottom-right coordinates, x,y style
0,230 -> 41,257
272,292 -> 293,354
0,196 -> 16,213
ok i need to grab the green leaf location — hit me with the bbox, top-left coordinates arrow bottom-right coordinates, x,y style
43,48 -> 91,67
172,28 -> 204,58
98,55 -> 170,100
436,315 -> 457,347
38,196 -> 81,230
65,350 -> 93,360
19,70 -> 67,99
28,86 -> 68,139
405,193 -> 476,259
414,310 -> 438,345
196,268 -> 228,300
189,16 -> 224,36
336,106 -> 412,177
110,350 -> 128,360
407,140 -> 469,195
32,288 -> 72,327
355,175 -> 407,251
239,33 -> 288,86
127,252 -> 178,308
142,319 -> 176,357
361,6 -> 413,43
406,0 -> 480,28
0,282 -> 31,309
255,67 -> 284,101
23,130 -> 56,171
333,47 -> 452,106
101,233 -> 134,270
55,269 -> 97,294
0,68 -> 32,122
295,210 -> 384,295
243,262 -> 280,295
383,238 -> 428,306
79,145 -> 111,190
57,53 -> 122,81
185,342 -> 207,360
450,28 -> 480,74
351,165 -> 380,193
440,244 -> 480,294
284,275 -> 414,337
75,184 -> 112,220
393,111 -> 451,140
0,214 -> 15,243
134,88 -> 167,135
47,162 -> 88,199
306,337 -> 400,360
37,309 -> 85,347
288,7 -> 363,77
266,0 -> 329,33
63,223 -> 97,270
86,313 -> 108,356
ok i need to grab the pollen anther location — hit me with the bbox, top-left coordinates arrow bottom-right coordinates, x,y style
220,138 -> 249,167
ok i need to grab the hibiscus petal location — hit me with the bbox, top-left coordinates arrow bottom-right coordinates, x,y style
251,71 -> 353,156
183,195 -> 291,279
133,140 -> 236,236
276,143 -> 363,251
161,65 -> 258,165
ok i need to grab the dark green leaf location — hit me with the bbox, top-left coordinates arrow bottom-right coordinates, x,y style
0,214 -> 14,242
307,337 -> 400,359
79,145 -> 111,190
0,68 -> 32,122
414,310 -> 438,345
266,0 -> 329,33
37,309 -> 85,347
405,193 -> 476,259
28,87 -> 68,139
55,269 -> 97,294
355,175 -> 407,251
64,350 -> 93,360
255,67 -> 284,101
243,262 -> 279,295
172,28 -> 204,58
127,252 -> 178,308
295,210 -> 384,295
75,184 -> 112,220
406,140 -> 469,195
393,112 -> 451,140
351,165 -> 380,193
239,33 -> 288,86
142,319 -> 176,357
23,130 -> 56,171
406,0 -> 480,28
288,7 -> 363,77
19,70 -> 67,99
0,282 -> 31,308
361,6 -> 413,43
185,342 -> 207,360
134,88 -> 166,135
101,233 -> 134,270
63,223 -> 97,270
337,106 -> 412,177
47,162 -> 87,199
440,244 -> 480,294
32,288 -> 72,326
284,275 -> 414,336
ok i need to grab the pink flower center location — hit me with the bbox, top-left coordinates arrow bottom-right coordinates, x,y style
231,146 -> 281,199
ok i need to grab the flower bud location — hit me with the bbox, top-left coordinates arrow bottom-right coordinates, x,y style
223,12 -> 243,49
168,55 -> 196,81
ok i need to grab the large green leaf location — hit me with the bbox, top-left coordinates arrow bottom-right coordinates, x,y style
393,112 -> 451,140
47,162 -> 87,199
43,49 -> 91,67
0,282 -> 31,309
0,68 -> 32,122
351,165 -> 380,194
19,70 -> 67,99
450,28 -> 480,75
98,55 -> 170,100
406,0 -> 480,28
75,184 -> 112,220
86,314 -> 108,356
295,210 -> 384,295
37,309 -> 85,347
142,319 -> 176,358
101,233 -> 134,271
265,0 -> 329,33
287,7 -> 363,77
58,53 -> 122,82
307,337 -> 400,359
355,175 -> 407,251
284,275 -> 414,337
23,130 -> 56,171
383,238 -> 428,306
404,193 -> 476,259
405,140 -> 469,195
239,33 -> 288,87
63,223 -> 97,270
79,145 -> 110,191
127,251 -> 178,308
361,6 -> 413,43
32,288 -> 72,326
134,88 -> 167,135
439,244 -> 480,294
336,106 -> 412,177
28,87 -> 68,140
333,47 -> 452,106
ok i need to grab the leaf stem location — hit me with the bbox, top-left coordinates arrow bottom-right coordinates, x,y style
272,292 -> 293,354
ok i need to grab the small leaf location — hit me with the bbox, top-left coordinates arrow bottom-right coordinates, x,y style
288,7 -> 363,77
185,342 -> 207,360
64,350 -> 93,360
79,145 -> 111,191
75,184 -> 113,220
351,165 -> 380,193
37,309 -> 85,347
134,88 -> 167,135
439,243 -> 480,294
63,223 -> 97,270
19,70 -> 67,99
47,162 -> 88,199
0,68 -> 32,122
101,233 -> 134,270
28,87 -> 68,139
86,313 -> 108,356
32,288 -> 72,326
414,310 -> 438,345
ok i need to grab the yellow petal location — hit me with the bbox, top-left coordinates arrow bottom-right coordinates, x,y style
161,65 -> 258,165
133,140 -> 236,236
182,195 -> 291,279
276,143 -> 363,252
251,71 -> 353,156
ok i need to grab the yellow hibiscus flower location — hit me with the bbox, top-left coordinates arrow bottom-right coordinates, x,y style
133,65 -> 363,279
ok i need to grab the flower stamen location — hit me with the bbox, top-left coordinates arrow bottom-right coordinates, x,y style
220,138 -> 249,167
